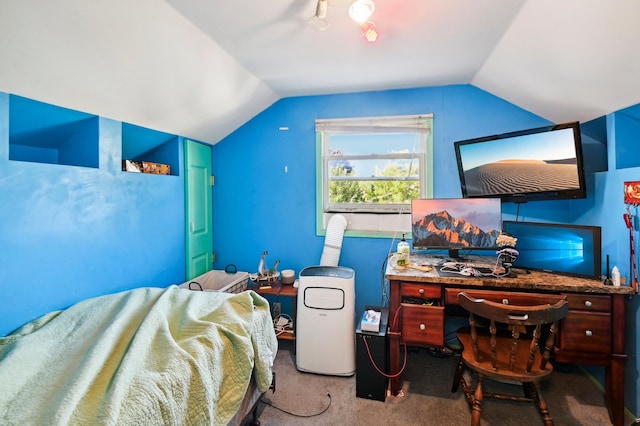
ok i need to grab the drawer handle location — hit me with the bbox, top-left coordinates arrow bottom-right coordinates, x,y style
508,314 -> 529,321
419,288 -> 425,295
419,324 -> 426,331
585,330 -> 593,337
584,300 -> 592,308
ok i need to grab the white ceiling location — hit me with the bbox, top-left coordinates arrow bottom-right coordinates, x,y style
1,0 -> 639,145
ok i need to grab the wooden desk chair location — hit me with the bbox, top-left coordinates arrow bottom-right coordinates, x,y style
451,292 -> 569,426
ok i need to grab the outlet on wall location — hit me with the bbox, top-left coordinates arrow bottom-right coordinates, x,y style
273,302 -> 281,318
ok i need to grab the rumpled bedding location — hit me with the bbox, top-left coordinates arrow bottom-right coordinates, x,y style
0,286 -> 278,426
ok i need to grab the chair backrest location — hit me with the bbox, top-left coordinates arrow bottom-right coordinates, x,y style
319,214 -> 348,266
457,292 -> 569,373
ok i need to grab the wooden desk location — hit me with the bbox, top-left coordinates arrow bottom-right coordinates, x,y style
249,281 -> 298,341
386,254 -> 635,426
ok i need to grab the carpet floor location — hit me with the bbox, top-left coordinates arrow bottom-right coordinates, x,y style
254,340 -> 616,425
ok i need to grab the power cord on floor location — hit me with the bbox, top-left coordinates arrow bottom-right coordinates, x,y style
260,392 -> 332,418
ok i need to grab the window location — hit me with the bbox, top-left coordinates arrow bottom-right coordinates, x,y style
315,114 -> 433,236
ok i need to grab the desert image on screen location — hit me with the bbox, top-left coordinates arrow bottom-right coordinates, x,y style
459,127 -> 580,196
463,158 -> 579,196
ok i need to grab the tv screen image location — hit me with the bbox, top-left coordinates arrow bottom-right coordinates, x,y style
454,122 -> 587,202
411,198 -> 502,258
502,221 -> 602,279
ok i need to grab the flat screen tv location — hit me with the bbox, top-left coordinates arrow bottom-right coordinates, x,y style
502,221 -> 601,279
411,198 -> 502,259
454,122 -> 587,203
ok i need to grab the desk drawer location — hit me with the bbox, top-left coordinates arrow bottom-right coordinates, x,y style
445,288 -> 563,306
401,304 -> 444,347
563,294 -> 611,312
559,311 -> 611,354
402,283 -> 441,299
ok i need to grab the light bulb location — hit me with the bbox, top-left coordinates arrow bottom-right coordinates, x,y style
361,21 -> 378,43
309,0 -> 330,31
349,0 -> 375,24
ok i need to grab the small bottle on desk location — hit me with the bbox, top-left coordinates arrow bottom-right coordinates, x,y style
612,266 -> 620,287
397,233 -> 410,266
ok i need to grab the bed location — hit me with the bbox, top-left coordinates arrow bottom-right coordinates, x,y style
0,285 -> 278,425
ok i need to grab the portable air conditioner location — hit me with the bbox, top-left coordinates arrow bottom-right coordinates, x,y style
295,266 -> 355,376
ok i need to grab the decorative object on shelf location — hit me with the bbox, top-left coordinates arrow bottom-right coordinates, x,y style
251,250 -> 281,285
122,160 -> 170,175
281,269 -> 296,285
250,271 -> 281,285
257,250 -> 267,275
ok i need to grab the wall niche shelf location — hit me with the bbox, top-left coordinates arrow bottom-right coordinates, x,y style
9,95 -> 99,168
614,104 -> 640,170
122,123 -> 179,176
580,116 -> 608,174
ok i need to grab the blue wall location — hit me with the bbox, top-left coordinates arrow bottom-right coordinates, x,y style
212,85 -> 577,308
212,84 -> 639,416
0,92 -> 187,336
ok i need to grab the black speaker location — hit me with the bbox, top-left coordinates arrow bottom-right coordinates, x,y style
355,306 -> 389,401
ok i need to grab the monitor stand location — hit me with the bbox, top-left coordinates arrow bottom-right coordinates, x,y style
447,249 -> 464,261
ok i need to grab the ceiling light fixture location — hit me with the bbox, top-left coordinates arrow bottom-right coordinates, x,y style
348,0 -> 375,24
360,21 -> 378,43
308,0 -> 379,43
308,0 -> 330,31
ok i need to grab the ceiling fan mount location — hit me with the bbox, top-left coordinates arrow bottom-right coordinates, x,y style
309,0 -> 379,42
327,0 -> 353,6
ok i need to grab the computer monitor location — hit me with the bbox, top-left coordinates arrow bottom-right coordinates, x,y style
502,221 -> 602,279
454,122 -> 587,203
411,198 -> 502,259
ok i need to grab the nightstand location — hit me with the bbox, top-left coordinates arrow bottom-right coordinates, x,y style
249,281 -> 298,341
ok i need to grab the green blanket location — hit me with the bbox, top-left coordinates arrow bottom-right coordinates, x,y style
0,286 -> 278,425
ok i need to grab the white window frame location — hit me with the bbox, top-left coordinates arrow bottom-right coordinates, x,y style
315,114 -> 434,238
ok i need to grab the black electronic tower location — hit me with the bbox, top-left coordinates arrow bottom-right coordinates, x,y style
355,306 -> 389,401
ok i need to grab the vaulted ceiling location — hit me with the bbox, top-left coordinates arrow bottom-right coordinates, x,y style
1,0 -> 639,145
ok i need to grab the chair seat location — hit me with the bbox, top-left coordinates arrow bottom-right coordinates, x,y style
457,328 -> 554,383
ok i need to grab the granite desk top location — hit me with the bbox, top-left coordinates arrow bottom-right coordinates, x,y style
385,253 -> 636,295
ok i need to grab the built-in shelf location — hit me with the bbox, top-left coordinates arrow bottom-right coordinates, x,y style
9,95 -> 99,168
580,116 -> 608,174
614,104 -> 640,170
122,123 -> 179,176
